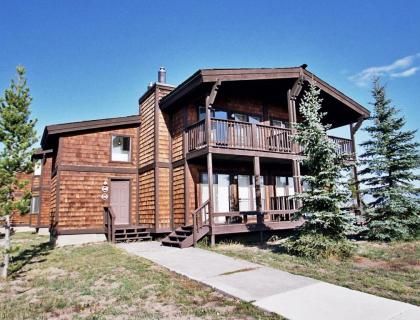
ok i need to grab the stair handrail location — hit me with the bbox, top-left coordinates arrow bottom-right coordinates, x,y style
104,206 -> 116,243
191,200 -> 209,247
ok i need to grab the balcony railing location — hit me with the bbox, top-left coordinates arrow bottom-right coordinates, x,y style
185,118 -> 354,156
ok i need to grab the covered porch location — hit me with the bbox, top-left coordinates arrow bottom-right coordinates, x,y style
187,155 -> 304,243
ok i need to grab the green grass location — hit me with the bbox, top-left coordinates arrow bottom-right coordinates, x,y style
0,233 -> 281,320
201,237 -> 420,306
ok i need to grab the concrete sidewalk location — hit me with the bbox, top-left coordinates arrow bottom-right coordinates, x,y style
118,241 -> 420,320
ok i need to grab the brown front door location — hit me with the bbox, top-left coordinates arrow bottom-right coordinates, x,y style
110,180 -> 130,225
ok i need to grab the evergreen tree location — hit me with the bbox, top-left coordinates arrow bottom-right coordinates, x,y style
0,66 -> 37,278
292,82 -> 355,240
359,79 -> 419,241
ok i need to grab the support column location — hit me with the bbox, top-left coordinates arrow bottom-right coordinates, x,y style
205,80 -> 221,247
254,157 -> 262,216
207,152 -> 215,246
254,156 -> 264,243
292,159 -> 302,193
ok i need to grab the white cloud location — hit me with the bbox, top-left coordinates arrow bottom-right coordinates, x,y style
349,53 -> 420,87
390,67 -> 419,78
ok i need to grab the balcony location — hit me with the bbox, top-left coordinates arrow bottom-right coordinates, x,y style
186,118 -> 354,158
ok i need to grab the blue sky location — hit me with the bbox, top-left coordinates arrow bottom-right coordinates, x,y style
0,0 -> 419,146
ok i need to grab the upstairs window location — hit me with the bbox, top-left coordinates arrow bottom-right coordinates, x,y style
272,119 -> 290,128
111,136 -> 131,162
31,196 -> 40,214
34,160 -> 42,176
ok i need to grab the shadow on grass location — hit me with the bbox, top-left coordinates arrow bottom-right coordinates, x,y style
9,240 -> 54,278
207,229 -> 294,254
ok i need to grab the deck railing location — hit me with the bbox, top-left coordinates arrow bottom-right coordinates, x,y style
329,135 -> 353,156
186,119 -> 206,152
255,124 -> 292,153
192,200 -> 209,246
185,118 -> 354,156
104,206 -> 116,243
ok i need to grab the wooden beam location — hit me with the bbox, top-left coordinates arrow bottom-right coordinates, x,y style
254,156 -> 263,226
208,79 -> 222,106
290,75 -> 304,99
351,116 -> 365,135
207,152 -> 214,222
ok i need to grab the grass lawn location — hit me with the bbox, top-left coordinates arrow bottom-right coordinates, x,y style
202,237 -> 420,306
0,232 -> 281,320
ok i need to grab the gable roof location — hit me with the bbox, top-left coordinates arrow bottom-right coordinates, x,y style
41,115 -> 140,148
160,67 -> 370,117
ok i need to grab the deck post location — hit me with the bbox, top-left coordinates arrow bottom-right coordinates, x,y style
205,81 -> 221,247
254,156 -> 262,220
292,159 -> 302,194
207,152 -> 215,245
254,156 -> 264,243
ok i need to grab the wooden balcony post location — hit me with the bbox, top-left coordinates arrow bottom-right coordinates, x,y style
207,152 -> 215,246
254,156 -> 262,215
287,89 -> 298,154
292,159 -> 302,194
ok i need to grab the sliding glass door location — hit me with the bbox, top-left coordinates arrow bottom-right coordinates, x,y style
200,173 -> 230,223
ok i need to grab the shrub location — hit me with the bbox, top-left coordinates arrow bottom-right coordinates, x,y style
283,234 -> 355,260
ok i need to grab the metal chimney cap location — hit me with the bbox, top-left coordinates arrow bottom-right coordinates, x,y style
158,67 -> 167,83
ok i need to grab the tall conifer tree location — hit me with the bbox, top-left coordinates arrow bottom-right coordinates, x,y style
292,82 -> 355,239
0,66 -> 37,278
359,79 -> 419,241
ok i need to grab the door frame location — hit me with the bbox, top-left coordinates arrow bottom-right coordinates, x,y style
108,177 -> 132,225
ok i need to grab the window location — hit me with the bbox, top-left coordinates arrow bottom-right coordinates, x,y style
31,196 -> 40,214
272,119 -> 290,128
111,136 -> 131,162
275,176 -> 295,196
34,160 -> 42,176
198,106 -> 262,124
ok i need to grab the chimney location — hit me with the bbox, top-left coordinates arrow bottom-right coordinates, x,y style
147,82 -> 153,90
158,67 -> 166,83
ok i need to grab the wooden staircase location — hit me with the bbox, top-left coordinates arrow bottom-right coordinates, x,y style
161,200 -> 210,249
114,225 -> 151,243
104,206 -> 151,244
161,224 -> 209,248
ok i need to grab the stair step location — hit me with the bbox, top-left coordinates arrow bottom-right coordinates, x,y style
161,239 -> 182,247
115,228 -> 147,233
170,234 -> 187,239
115,231 -> 149,237
181,225 -> 193,231
175,230 -> 191,236
161,225 -> 209,249
115,236 -> 152,243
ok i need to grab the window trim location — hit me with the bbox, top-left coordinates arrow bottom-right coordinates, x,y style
110,134 -> 133,163
31,196 -> 40,214
33,159 -> 42,176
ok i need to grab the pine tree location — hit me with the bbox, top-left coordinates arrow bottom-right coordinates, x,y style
292,82 -> 355,240
0,66 -> 37,278
359,79 -> 419,241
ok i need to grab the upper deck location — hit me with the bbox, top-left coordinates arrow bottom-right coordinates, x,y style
186,118 -> 354,160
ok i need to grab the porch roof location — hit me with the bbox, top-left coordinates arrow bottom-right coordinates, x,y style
159,67 -> 370,121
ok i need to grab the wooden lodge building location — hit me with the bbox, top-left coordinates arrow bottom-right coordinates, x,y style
13,66 -> 370,247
